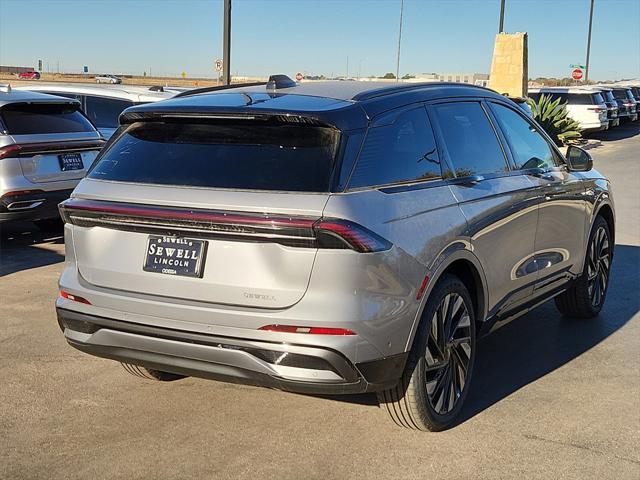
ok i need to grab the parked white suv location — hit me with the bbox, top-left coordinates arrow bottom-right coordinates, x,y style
15,84 -> 174,138
528,87 -> 609,133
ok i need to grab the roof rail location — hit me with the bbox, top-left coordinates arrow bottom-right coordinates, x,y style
173,81 -> 266,99
352,81 -> 494,101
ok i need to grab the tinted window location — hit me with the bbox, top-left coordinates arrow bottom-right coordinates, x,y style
568,94 -> 593,105
544,93 -> 569,103
0,103 -> 95,134
432,102 -> 507,177
349,107 -> 440,188
612,89 -> 628,101
491,103 -> 560,170
592,93 -> 605,104
90,121 -> 339,192
85,96 -> 134,128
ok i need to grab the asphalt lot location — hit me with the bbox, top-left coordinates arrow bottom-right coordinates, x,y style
1,123 -> 638,480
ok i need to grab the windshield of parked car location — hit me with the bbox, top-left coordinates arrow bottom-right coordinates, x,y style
89,120 -> 340,192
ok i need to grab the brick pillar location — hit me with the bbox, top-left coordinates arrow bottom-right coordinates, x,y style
489,32 -> 528,98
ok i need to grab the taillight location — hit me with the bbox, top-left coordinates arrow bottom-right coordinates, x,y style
588,107 -> 604,113
59,198 -> 394,253
258,325 -> 356,335
0,144 -> 22,160
314,218 -> 392,253
59,291 -> 91,305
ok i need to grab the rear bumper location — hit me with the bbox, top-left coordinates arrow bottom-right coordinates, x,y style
56,307 -> 407,394
619,112 -> 638,122
0,189 -> 72,223
580,121 -> 608,132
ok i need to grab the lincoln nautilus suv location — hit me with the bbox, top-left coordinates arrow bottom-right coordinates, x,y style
56,76 -> 614,431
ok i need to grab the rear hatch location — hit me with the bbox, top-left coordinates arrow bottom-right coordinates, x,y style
1,102 -> 103,182
64,117 -> 342,309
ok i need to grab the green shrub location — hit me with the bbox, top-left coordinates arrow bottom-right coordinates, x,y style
526,94 -> 582,146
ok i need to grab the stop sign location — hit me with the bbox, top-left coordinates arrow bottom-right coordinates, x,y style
572,68 -> 583,80
295,72 -> 303,81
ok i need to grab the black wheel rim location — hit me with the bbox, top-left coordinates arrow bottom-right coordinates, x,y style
424,293 -> 472,415
587,226 -> 611,308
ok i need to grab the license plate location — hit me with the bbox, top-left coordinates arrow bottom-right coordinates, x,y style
58,153 -> 84,171
143,235 -> 207,278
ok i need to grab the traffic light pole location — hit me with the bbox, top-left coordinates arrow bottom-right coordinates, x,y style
223,0 -> 231,85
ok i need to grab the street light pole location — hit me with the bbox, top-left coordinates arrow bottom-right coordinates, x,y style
498,0 -> 505,33
396,0 -> 404,82
222,0 -> 231,85
585,0 -> 595,82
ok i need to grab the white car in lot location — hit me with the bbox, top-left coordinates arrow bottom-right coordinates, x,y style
528,87 -> 609,133
15,84 -> 175,138
95,74 -> 122,84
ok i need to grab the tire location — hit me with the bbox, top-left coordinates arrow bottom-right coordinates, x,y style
121,363 -> 186,382
555,215 -> 612,319
377,274 -> 476,431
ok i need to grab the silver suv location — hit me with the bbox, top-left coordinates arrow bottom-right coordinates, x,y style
0,86 -> 103,227
56,78 -> 615,431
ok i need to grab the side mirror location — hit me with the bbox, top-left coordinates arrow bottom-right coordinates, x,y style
565,145 -> 593,172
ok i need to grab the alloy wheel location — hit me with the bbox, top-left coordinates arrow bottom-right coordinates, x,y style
587,226 -> 611,307
424,292 -> 473,415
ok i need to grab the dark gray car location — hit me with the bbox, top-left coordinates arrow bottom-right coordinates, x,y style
56,79 -> 615,431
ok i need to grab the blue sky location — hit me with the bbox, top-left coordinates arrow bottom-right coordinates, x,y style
1,0 -> 638,80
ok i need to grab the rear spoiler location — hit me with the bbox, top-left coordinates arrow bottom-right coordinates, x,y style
119,110 -> 333,127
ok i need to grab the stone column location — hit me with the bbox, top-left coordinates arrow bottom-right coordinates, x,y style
489,32 -> 529,98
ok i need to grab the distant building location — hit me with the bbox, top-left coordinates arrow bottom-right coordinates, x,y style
396,72 -> 490,86
437,73 -> 490,87
403,73 -> 440,83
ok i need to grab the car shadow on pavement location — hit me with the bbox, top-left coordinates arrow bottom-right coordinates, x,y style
579,123 -> 639,152
316,244 -> 640,418
457,243 -> 639,425
590,122 -> 640,142
0,221 -> 64,277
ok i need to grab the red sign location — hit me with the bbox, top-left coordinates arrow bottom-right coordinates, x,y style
572,68 -> 583,80
295,72 -> 303,81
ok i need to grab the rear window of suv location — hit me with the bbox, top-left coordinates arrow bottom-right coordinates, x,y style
530,93 -> 602,105
89,121 -> 340,192
1,103 -> 96,135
